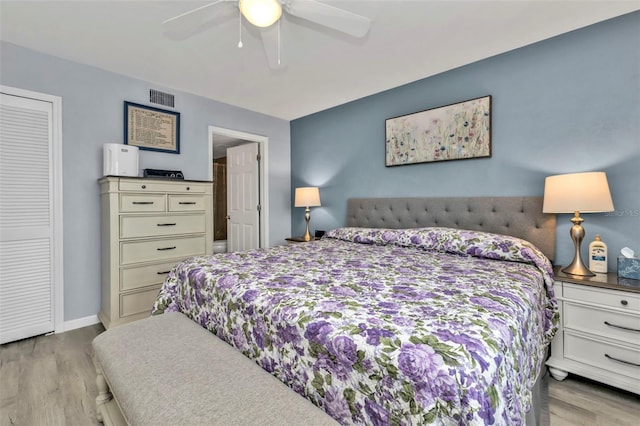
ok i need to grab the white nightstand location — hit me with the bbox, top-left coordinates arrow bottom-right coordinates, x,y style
546,267 -> 640,394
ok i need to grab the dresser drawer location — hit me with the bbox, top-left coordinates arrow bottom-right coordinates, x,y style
120,286 -> 161,318
563,283 -> 640,313
120,214 -> 205,238
120,261 -> 178,292
564,332 -> 640,379
119,180 -> 206,193
120,194 -> 166,212
168,195 -> 206,212
120,236 -> 205,265
564,302 -> 640,345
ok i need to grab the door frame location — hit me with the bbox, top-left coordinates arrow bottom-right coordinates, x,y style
208,126 -> 269,248
1,85 -> 64,335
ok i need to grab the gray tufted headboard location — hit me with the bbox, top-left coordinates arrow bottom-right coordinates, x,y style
346,197 -> 556,261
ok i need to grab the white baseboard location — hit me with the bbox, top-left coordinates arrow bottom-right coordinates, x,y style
64,314 -> 100,332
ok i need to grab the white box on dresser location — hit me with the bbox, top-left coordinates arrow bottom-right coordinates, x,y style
547,267 -> 640,395
99,176 -> 213,329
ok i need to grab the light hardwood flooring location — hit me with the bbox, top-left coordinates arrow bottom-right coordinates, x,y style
0,324 -> 103,426
1,324 -> 638,426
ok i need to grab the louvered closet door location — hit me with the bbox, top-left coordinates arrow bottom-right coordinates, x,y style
0,92 -> 56,344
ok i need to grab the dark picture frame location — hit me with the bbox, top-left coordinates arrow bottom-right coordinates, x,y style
385,95 -> 491,166
124,101 -> 180,154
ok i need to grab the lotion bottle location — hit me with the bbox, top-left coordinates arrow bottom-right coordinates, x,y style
589,234 -> 608,274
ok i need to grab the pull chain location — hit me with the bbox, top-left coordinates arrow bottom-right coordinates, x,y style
237,8 -> 243,48
277,19 -> 281,65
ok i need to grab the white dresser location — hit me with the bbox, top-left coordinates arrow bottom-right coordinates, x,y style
546,268 -> 640,394
99,176 -> 213,329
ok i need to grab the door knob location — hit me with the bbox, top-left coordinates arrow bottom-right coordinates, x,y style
226,215 -> 231,220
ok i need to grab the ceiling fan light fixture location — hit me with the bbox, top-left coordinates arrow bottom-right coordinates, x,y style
239,0 -> 282,28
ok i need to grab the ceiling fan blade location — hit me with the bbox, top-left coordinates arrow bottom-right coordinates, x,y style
162,0 -> 236,40
260,23 -> 286,69
285,0 -> 371,38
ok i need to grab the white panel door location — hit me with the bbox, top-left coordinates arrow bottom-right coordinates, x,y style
227,143 -> 260,252
0,91 -> 59,344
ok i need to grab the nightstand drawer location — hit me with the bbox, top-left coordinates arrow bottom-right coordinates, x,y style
120,286 -> 161,318
120,261 -> 178,292
564,283 -> 640,313
120,194 -> 166,212
120,236 -> 205,265
168,195 -> 206,212
120,214 -> 205,238
565,332 -> 640,379
564,302 -> 640,345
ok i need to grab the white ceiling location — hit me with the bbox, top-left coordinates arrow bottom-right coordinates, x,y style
1,1 -> 638,120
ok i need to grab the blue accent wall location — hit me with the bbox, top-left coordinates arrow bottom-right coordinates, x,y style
1,42 -> 291,323
291,12 -> 640,271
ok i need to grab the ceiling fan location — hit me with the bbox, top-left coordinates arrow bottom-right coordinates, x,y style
162,0 -> 371,69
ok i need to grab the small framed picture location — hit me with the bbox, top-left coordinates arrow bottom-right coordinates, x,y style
124,101 -> 180,154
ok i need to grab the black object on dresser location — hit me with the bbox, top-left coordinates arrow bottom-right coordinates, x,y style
143,169 -> 184,179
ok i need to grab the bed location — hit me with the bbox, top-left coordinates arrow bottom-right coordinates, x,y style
151,196 -> 558,425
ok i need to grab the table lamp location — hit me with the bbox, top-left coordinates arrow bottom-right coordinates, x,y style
543,171 -> 614,276
294,187 -> 321,241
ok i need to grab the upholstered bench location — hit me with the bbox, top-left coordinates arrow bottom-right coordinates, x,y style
92,312 -> 338,426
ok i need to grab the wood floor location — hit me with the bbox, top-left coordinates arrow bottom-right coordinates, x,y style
0,324 -> 103,426
1,324 -> 638,426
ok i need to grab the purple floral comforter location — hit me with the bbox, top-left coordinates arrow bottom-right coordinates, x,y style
152,227 -> 558,425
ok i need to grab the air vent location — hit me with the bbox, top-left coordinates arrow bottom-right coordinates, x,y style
149,89 -> 175,108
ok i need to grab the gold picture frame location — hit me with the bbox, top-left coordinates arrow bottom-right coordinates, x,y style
124,101 -> 180,154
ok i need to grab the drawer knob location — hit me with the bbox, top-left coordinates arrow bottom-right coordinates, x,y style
142,185 -> 146,189
620,300 -> 628,306
186,187 -> 190,191
156,271 -> 171,275
157,246 -> 176,251
179,202 -> 196,205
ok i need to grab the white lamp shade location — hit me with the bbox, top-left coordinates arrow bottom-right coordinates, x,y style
543,172 -> 614,213
239,0 -> 282,27
295,187 -> 321,207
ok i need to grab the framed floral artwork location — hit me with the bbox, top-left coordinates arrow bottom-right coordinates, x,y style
385,95 -> 491,166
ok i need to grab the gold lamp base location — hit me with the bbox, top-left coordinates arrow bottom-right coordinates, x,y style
561,211 -> 595,277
